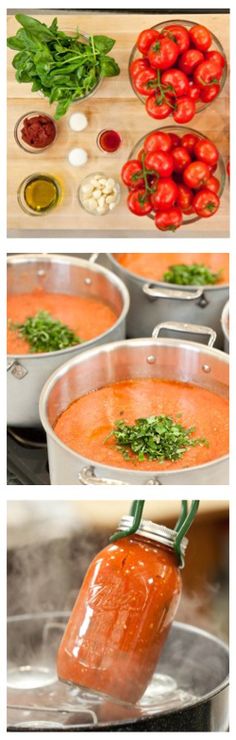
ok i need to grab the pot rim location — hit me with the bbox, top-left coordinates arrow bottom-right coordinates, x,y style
221,300 -> 229,341
7,614 -> 229,719
39,336 -> 229,477
108,253 -> 229,292
7,253 -> 130,360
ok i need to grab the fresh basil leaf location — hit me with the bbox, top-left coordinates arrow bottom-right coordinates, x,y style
15,14 -> 54,39
54,97 -> 72,119
92,35 -> 115,54
7,36 -> 26,50
31,78 -> 43,92
12,50 -> 31,69
49,17 -> 58,34
100,56 -> 120,77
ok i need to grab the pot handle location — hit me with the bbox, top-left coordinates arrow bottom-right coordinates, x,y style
143,282 -> 205,303
152,321 -> 217,347
7,360 -> 28,378
89,253 -> 100,264
78,466 -> 162,486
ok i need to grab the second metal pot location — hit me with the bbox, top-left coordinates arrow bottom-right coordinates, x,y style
105,254 -> 229,349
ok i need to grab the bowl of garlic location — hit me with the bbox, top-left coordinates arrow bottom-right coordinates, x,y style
78,173 -> 120,215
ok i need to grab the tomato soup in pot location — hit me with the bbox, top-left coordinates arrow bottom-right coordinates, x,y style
115,253 -> 229,284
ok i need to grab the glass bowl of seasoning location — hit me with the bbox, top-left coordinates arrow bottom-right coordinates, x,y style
14,111 -> 57,153
17,174 -> 62,216
97,129 -> 122,153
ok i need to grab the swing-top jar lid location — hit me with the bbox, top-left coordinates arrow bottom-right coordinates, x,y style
118,516 -> 188,556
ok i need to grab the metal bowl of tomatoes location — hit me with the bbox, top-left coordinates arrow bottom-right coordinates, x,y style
129,20 -> 227,123
121,126 -> 225,231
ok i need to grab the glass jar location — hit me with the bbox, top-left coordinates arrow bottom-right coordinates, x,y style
57,519 -> 187,704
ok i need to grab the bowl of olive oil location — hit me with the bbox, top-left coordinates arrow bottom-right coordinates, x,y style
17,174 -> 62,215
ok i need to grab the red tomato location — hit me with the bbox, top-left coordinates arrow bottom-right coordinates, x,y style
155,207 -> 183,230
205,175 -> 220,194
145,150 -> 174,177
148,37 -> 179,70
205,50 -> 226,70
121,160 -> 144,189
194,60 -> 222,88
162,24 -> 190,54
137,28 -> 161,55
192,188 -> 220,217
208,163 -> 217,173
200,83 -> 220,103
129,58 -> 150,79
127,188 -> 152,216
150,178 -> 178,211
146,93 -> 172,119
168,132 -> 181,148
176,183 -> 193,211
188,80 -> 201,101
189,25 -> 212,52
178,48 -> 204,75
144,130 -> 172,153
172,146 -> 191,173
183,160 -> 210,189
134,68 -> 157,95
173,96 -> 195,123
182,133 -> 200,154
194,139 -> 219,167
161,69 -> 190,97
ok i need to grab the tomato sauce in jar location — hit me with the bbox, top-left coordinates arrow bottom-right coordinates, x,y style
57,519 -> 185,704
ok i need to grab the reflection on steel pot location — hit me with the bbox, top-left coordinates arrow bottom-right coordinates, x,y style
105,253 -> 229,349
7,613 -> 229,731
7,254 -> 129,428
221,300 -> 229,354
39,322 -> 229,486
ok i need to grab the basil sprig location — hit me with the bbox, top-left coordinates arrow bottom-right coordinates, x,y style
106,415 -> 208,462
7,14 -> 120,119
163,263 -> 222,286
11,311 -> 81,352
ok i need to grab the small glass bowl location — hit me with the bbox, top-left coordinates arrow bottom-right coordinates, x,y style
96,129 -> 122,154
17,173 -> 62,216
128,125 -> 226,226
78,172 -> 121,216
14,111 -> 57,154
129,19 -> 227,117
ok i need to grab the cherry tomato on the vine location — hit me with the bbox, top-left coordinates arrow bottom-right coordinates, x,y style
178,48 -> 204,75
129,58 -> 150,79
127,188 -> 152,216
168,132 -> 182,148
134,68 -> 157,96
150,178 -> 178,211
182,133 -> 200,154
145,150 -> 174,177
176,183 -> 193,212
146,93 -> 172,119
188,80 -> 201,101
161,68 -> 190,97
137,28 -> 161,55
148,36 -> 179,70
205,50 -> 226,69
200,83 -> 220,103
189,25 -> 212,52
155,207 -> 183,230
183,160 -> 210,189
172,146 -> 191,173
192,188 -> 220,217
194,139 -> 219,167
162,24 -> 190,54
205,175 -> 220,194
173,96 -> 195,123
143,130 -> 172,153
121,160 -> 144,189
194,60 -> 222,88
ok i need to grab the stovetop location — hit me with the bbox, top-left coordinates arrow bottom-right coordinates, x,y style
7,427 -> 49,485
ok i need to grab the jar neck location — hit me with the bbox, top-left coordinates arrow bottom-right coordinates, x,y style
127,531 -> 180,566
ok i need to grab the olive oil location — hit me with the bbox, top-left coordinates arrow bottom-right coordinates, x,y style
24,175 -> 59,213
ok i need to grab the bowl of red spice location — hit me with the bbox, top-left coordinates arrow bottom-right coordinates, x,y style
14,111 -> 57,153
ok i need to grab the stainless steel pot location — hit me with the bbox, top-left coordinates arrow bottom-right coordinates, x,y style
221,300 -> 229,353
7,254 -> 129,428
105,253 -> 229,349
7,613 -> 229,731
39,322 -> 229,486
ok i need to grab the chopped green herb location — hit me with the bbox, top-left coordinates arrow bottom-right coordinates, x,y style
105,415 -> 208,462
163,263 -> 222,286
10,311 -> 81,353
7,14 -> 120,119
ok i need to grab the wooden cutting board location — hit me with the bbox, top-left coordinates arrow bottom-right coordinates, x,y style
7,11 -> 230,238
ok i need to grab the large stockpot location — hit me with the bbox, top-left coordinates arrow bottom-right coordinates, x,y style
7,613 -> 229,731
105,253 -> 229,349
221,300 -> 229,353
7,254 -> 129,428
39,322 -> 229,486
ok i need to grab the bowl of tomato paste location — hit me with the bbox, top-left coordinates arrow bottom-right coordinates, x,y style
14,111 -> 57,153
